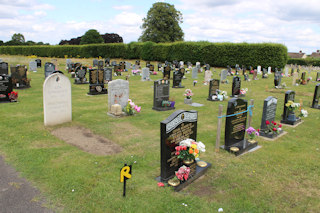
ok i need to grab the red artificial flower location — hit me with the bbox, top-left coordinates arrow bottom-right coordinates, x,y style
183,146 -> 187,151
175,151 -> 180,156
157,182 -> 165,187
266,120 -> 270,125
273,128 -> 277,131
278,124 -> 282,128
273,122 -> 277,125
271,121 -> 275,124
257,129 -> 260,132
175,146 -> 180,151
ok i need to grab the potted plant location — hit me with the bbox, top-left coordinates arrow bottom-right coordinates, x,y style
168,165 -> 191,187
246,127 -> 259,143
183,89 -> 193,104
285,100 -> 300,122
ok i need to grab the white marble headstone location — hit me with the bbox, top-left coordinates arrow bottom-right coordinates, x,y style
268,67 -> 272,74
108,79 -> 129,112
204,70 -> 213,84
257,66 -> 261,74
43,73 -> 72,126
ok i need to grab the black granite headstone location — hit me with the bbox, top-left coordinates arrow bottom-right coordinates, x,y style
35,59 -> 41,68
45,62 -> 55,78
11,65 -> 30,89
172,69 -> 184,88
222,98 -> 257,155
98,60 -> 104,69
280,90 -> 301,125
207,79 -> 220,101
93,59 -> 99,67
152,79 -> 174,111
160,110 -> 198,181
88,69 -> 108,95
316,72 -> 320,81
0,74 -> 12,102
104,58 -> 110,66
311,83 -> 320,109
0,62 -> 8,75
231,76 -> 241,97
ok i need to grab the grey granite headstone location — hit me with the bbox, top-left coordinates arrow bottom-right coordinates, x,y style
192,67 -> 198,79
220,69 -> 228,82
142,67 -> 150,81
29,61 -> 37,72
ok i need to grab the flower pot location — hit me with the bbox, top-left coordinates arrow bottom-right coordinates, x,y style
248,139 -> 257,144
170,101 -> 175,108
287,111 -> 296,122
184,98 -> 192,104
168,178 -> 180,187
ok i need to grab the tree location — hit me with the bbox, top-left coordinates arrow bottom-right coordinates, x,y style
80,29 -> 104,45
11,33 -> 25,44
139,2 -> 184,43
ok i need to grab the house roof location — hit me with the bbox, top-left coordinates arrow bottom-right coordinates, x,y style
288,52 -> 306,58
310,52 -> 320,58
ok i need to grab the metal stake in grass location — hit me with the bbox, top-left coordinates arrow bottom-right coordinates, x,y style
215,104 -> 223,152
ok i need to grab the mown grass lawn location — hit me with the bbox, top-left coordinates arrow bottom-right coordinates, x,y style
0,55 -> 319,213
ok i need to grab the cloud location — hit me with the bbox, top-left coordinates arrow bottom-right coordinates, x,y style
112,5 -> 133,11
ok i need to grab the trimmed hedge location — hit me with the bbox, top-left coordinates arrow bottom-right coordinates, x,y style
287,58 -> 320,66
0,42 -> 288,68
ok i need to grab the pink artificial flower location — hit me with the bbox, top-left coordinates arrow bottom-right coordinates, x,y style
157,182 -> 165,187
135,106 -> 141,112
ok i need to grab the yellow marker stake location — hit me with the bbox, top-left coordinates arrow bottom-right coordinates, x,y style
120,166 -> 132,182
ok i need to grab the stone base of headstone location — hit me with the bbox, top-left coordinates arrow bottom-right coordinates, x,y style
311,105 -> 320,109
280,117 -> 301,126
87,88 -> 108,95
13,84 -> 31,90
280,119 -> 303,127
220,139 -> 258,156
172,85 -> 185,88
207,98 -> 219,101
152,106 -> 175,111
155,161 -> 211,192
230,94 -> 245,98
107,112 -> 126,118
189,103 -> 204,107
260,131 -> 287,141
259,130 -> 285,139
74,79 -> 89,84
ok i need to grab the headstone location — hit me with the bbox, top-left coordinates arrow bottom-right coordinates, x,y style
98,60 -> 104,69
108,79 -> 129,112
222,98 -> 257,155
142,67 -> 150,81
104,67 -> 112,82
11,65 -> 30,89
114,65 -> 121,76
262,68 -> 268,78
45,62 -> 55,79
205,64 -> 210,71
157,63 -> 162,71
252,70 -> 258,80
35,59 -> 41,68
316,72 -> 320,81
149,64 -> 155,72
300,72 -> 306,84
125,62 -> 131,70
220,69 -> 228,82
160,110 -> 198,181
231,76 -> 241,97
135,60 -> 140,66
260,96 -> 278,137
192,67 -> 198,79
93,59 -> 99,67
311,83 -> 320,109
268,67 -> 272,74
0,74 -> 12,102
74,66 -> 88,84
291,68 -> 294,76
0,62 -> 8,75
207,79 -> 220,101
111,61 -> 117,66
285,67 -> 289,77
29,61 -> 37,72
204,70 -> 213,84
172,69 -> 184,88
163,65 -> 171,80
280,90 -> 301,125
51,59 -> 58,70
257,66 -> 261,74
0,59 -> 2,63
179,61 -> 184,68
196,62 -> 201,72
152,79 -> 175,111
88,68 -> 108,95
274,71 -> 282,87
105,58 -> 110,66
292,72 -> 298,86
43,73 -> 72,126
244,73 -> 249,81
227,65 -> 232,75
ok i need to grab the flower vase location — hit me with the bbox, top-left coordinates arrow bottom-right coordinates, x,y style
287,111 -> 296,122
170,101 -> 175,108
183,159 -> 196,177
168,178 -> 180,187
184,98 -> 192,104
248,139 -> 257,144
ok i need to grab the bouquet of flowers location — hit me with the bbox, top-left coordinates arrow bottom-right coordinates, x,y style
175,165 -> 190,181
299,109 -> 308,117
215,90 -> 228,101
123,99 -> 141,115
175,138 -> 205,161
184,89 -> 193,99
285,100 -> 300,111
246,127 -> 259,140
265,120 -> 282,135
8,91 -> 18,102
240,88 -> 248,95
307,77 -> 312,83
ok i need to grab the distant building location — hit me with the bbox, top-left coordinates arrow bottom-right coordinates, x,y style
310,50 -> 320,58
288,50 -> 307,59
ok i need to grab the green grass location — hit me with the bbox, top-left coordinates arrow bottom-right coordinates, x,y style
0,55 -> 320,212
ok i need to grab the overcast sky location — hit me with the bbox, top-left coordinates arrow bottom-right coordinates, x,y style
0,0 -> 319,54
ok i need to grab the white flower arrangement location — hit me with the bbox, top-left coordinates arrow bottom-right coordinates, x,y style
300,109 -> 308,117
